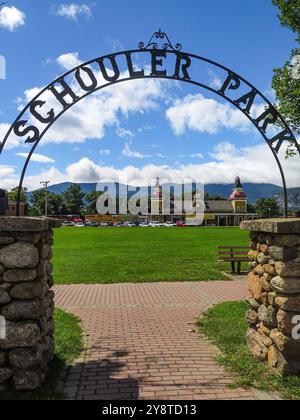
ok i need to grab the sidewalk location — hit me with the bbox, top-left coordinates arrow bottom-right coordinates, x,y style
54,280 -> 266,400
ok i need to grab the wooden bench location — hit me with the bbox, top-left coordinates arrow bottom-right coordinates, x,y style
218,246 -> 250,275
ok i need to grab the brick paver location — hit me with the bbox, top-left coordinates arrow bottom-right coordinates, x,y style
54,280 -> 259,400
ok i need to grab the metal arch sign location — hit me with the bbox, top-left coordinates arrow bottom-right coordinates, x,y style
0,30 -> 299,217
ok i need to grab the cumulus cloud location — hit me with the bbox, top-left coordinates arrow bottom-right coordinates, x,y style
166,94 -> 251,135
122,143 -> 151,159
56,52 -> 82,70
0,123 -> 25,150
2,140 -> 299,192
16,153 -> 55,164
116,128 -> 135,139
10,56 -> 164,148
0,6 -> 25,31
208,70 -> 222,90
54,4 -> 92,21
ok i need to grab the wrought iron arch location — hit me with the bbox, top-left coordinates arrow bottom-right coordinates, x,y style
0,30 -> 299,217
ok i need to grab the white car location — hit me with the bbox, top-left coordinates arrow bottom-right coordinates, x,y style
139,223 -> 149,228
163,222 -> 176,227
75,222 -> 85,227
62,221 -> 75,227
149,222 -> 161,228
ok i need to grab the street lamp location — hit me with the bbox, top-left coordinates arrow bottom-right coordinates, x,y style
40,181 -> 50,217
268,207 -> 272,219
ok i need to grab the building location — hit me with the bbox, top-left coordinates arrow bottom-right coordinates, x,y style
149,176 -> 257,227
203,177 -> 257,226
5,201 -> 27,217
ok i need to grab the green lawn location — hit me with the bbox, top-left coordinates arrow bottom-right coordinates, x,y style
53,227 -> 249,284
199,301 -> 300,400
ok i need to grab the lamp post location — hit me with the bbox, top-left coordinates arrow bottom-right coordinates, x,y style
40,181 -> 50,217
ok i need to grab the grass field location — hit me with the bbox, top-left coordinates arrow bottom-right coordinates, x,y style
53,227 -> 249,284
199,302 -> 300,400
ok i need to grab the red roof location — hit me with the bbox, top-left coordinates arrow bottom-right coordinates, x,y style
230,191 -> 246,201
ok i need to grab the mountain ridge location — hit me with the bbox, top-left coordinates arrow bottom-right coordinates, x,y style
28,181 -> 300,207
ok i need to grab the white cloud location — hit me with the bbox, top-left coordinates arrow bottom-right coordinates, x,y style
166,94 -> 251,135
190,153 -> 204,159
16,153 -> 55,164
0,164 -> 15,177
122,143 -> 151,159
0,123 -> 24,150
116,128 -> 135,139
10,57 -> 164,148
56,52 -> 82,70
99,149 -> 111,156
208,70 -> 222,90
1,140 -> 299,192
55,4 -> 92,21
0,6 -> 25,31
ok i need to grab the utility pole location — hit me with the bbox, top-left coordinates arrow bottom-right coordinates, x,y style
40,181 -> 50,217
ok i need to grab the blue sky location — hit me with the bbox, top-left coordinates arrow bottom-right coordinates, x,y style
0,0 -> 299,191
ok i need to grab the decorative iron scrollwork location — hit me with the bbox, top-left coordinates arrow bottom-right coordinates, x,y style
139,29 -> 182,52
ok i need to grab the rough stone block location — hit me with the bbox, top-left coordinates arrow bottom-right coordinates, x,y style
270,276 -> 300,294
0,322 -> 40,350
3,269 -> 37,284
1,299 -> 42,321
269,246 -> 297,262
0,242 -> 39,269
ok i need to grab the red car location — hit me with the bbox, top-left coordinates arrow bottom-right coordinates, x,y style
176,221 -> 186,227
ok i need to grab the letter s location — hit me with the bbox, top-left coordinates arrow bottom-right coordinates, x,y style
13,120 -> 40,144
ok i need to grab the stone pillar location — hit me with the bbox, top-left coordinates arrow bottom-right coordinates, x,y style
0,217 -> 60,390
241,219 -> 300,375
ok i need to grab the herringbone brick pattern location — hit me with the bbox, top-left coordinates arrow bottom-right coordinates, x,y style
54,280 -> 258,400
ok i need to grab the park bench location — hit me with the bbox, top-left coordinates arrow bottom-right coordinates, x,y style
218,246 -> 250,275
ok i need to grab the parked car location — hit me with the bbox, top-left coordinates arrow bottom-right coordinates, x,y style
122,222 -> 136,227
163,222 -> 176,227
100,222 -> 109,227
62,221 -> 75,227
176,221 -> 187,227
139,222 -> 149,228
149,222 -> 159,228
75,222 -> 85,227
85,221 -> 99,227
73,218 -> 83,223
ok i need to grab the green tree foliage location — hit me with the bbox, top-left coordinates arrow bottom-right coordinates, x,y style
247,203 -> 257,213
204,193 -> 227,201
273,0 -> 300,41
85,191 -> 103,214
272,0 -> 300,156
30,190 -> 69,216
62,184 -> 85,214
8,187 -> 28,202
255,198 -> 281,218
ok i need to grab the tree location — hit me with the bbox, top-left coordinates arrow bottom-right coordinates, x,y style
85,191 -> 103,214
204,193 -> 227,201
62,184 -> 85,214
247,203 -> 257,213
272,0 -> 300,156
8,187 -> 28,202
30,190 -> 69,216
272,0 -> 300,41
255,198 -> 281,218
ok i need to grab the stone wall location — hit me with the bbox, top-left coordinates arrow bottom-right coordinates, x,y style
241,219 -> 300,375
0,217 -> 60,391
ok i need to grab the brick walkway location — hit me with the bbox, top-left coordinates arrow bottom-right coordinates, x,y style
54,280 -> 259,400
